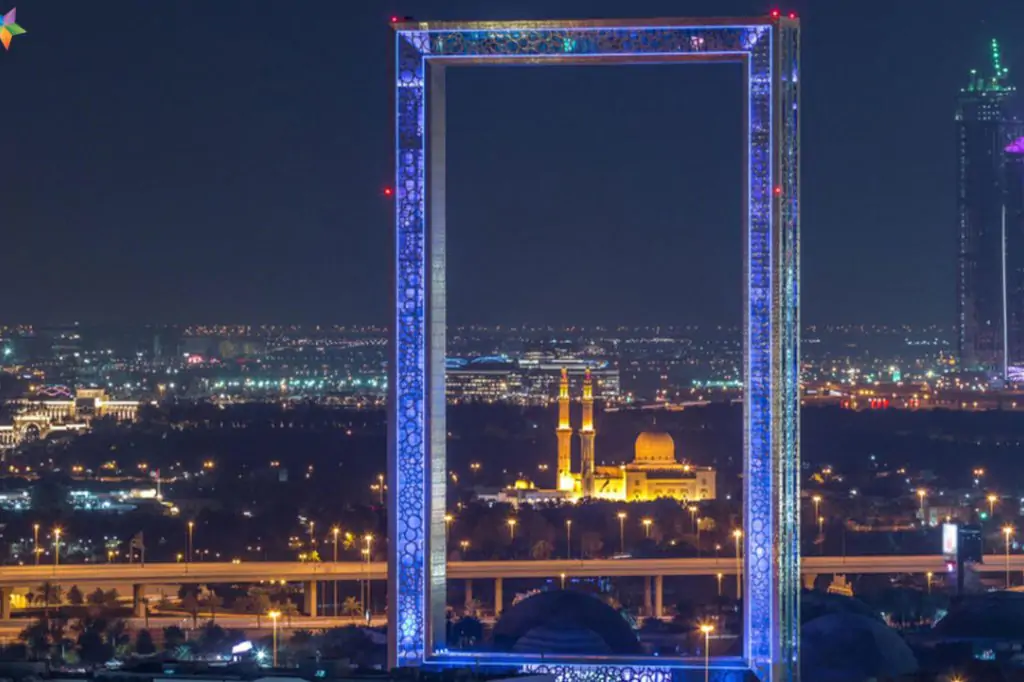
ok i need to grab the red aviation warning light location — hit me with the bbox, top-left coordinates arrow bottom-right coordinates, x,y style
383,187 -> 394,197
770,9 -> 781,19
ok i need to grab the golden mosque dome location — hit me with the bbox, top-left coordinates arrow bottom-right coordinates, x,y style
633,431 -> 678,465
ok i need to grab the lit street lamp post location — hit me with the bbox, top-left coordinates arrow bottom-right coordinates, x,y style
926,571 -> 933,595
700,623 -> 714,682
377,473 -> 385,504
812,494 -> 821,520
364,534 -> 374,616
507,518 -> 517,541
268,609 -> 281,666
33,524 -> 39,566
52,524 -> 61,569
565,519 -> 572,559
332,526 -> 340,617
988,493 -> 998,518
444,513 -> 453,546
716,573 -> 723,597
916,489 -> 927,523
642,518 -> 652,539
617,511 -> 626,554
1004,525 -> 1015,589
187,521 -> 194,565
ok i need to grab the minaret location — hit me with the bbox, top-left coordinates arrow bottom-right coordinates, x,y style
580,368 -> 596,497
556,368 -> 573,491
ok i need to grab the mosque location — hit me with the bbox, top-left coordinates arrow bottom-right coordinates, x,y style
555,369 -> 716,502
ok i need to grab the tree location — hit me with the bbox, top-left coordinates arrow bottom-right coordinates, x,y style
279,600 -> 300,627
19,618 -> 51,659
162,625 -> 185,650
341,596 -> 362,622
67,586 -> 84,606
246,587 -> 271,628
180,592 -> 201,629
202,591 -> 223,623
36,582 -> 63,616
87,588 -> 106,607
135,629 -> 156,655
530,539 -> 553,560
580,531 -> 604,558
103,589 -> 120,609
196,622 -> 228,654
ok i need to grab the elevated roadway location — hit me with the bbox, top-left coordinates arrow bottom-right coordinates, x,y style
0,553 -> 1008,587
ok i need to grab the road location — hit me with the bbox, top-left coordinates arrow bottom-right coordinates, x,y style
0,554 -> 1012,587
0,614 -> 388,644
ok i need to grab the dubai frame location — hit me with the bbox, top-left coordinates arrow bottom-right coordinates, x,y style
389,15 -> 801,682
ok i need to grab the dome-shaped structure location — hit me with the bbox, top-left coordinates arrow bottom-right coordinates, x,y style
802,613 -> 918,682
633,432 -> 677,466
492,590 -> 641,655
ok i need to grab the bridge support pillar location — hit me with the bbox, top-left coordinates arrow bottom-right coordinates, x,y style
0,586 -> 12,620
132,584 -> 146,619
643,576 -> 652,617
464,579 -> 473,612
654,575 -> 663,618
494,577 -> 503,617
303,581 -> 318,617
803,573 -> 818,591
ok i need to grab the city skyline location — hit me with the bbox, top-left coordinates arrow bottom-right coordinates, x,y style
4,0 -> 1024,328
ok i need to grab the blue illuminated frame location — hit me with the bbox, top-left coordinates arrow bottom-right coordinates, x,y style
389,16 -> 800,682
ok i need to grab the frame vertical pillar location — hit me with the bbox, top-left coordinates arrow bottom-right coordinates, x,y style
391,17 -> 800,680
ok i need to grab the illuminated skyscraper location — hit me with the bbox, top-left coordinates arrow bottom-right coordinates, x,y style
956,39 -> 1024,374
1004,139 -> 1024,371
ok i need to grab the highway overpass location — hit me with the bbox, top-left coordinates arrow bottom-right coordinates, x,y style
0,554 -> 1010,619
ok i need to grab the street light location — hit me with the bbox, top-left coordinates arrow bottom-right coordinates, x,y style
642,518 -> 653,538
716,572 -> 723,597
733,529 -> 743,599
700,623 -> 715,682
364,534 -> 374,615
688,505 -> 698,534
332,526 -> 340,617
187,521 -> 194,564
560,572 -> 566,589
33,524 -> 39,566
926,571 -> 933,595
1004,525 -> 1015,589
444,513 -> 453,545
812,494 -> 822,520
988,493 -> 998,517
377,473 -> 385,504
565,519 -> 573,559
916,489 -> 927,522
460,539 -> 469,554
617,511 -> 627,554
52,524 -> 61,569
507,518 -> 517,541
267,609 -> 281,666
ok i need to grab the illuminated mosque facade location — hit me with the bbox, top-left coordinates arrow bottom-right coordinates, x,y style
555,369 -> 716,502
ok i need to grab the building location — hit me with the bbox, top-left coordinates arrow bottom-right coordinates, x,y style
1005,138 -> 1024,374
555,369 -> 716,502
956,39 -> 1024,375
445,354 -> 619,404
0,388 -> 138,450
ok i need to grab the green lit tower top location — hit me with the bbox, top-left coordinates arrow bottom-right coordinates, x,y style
963,38 -> 1014,95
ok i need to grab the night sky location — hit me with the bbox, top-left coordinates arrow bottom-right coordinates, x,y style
4,0 -> 1023,326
